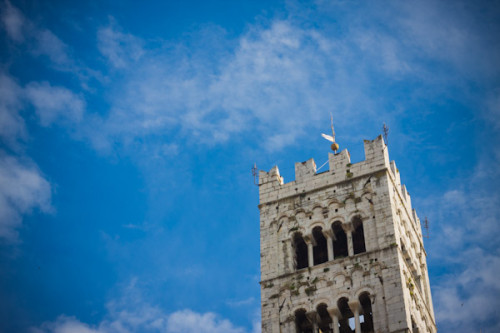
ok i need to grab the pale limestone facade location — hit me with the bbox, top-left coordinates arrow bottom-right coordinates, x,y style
258,136 -> 436,333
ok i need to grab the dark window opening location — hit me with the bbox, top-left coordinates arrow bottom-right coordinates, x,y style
294,233 -> 308,269
352,217 -> 366,254
313,227 -> 328,265
359,292 -> 374,333
295,309 -> 313,333
338,297 -> 354,333
332,222 -> 348,259
317,304 -> 333,333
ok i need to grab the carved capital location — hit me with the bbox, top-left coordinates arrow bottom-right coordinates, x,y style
327,307 -> 341,319
303,234 -> 317,246
322,229 -> 334,239
344,223 -> 353,233
348,300 -> 361,313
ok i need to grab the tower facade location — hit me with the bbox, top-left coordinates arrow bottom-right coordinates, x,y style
258,136 -> 436,333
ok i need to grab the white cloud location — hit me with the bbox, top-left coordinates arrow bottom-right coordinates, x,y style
1,0 -> 25,42
33,29 -> 72,66
485,90 -> 500,130
97,22 -> 144,69
226,297 -> 255,307
1,1 -> 75,72
418,152 -> 500,332
89,1 -> 500,154
0,153 -> 52,242
5,1 -> 495,156
433,249 -> 500,332
25,81 -> 85,126
0,72 -> 84,243
34,279 -> 254,333
0,73 -> 26,146
35,310 -> 249,333
32,316 -> 99,333
91,20 -> 381,152
166,310 -> 245,333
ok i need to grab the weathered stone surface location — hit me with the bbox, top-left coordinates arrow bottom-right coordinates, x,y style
259,135 -> 436,333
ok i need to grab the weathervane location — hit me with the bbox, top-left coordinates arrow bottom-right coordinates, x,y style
321,113 -> 339,153
251,163 -> 258,185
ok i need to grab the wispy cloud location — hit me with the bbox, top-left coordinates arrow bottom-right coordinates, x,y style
433,249 -> 500,332
32,278 -> 255,333
32,29 -> 72,67
88,20 -> 381,152
226,297 -> 255,307
83,1 -> 498,156
25,81 -> 85,126
0,73 -> 26,147
1,1 -> 87,76
0,153 -> 52,242
0,72 -> 53,243
1,0 -> 24,42
97,20 -> 144,69
0,70 -> 86,242
419,150 -> 500,332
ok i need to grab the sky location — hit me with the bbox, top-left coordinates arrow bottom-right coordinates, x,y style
0,0 -> 498,332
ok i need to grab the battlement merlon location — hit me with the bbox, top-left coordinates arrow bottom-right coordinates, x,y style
258,165 -> 284,193
295,158 -> 316,182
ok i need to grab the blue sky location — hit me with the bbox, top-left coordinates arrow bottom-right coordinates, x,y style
0,0 -> 498,332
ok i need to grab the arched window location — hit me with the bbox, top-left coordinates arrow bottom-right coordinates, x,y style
317,303 -> 333,333
295,309 -> 313,333
293,233 -> 308,269
337,297 -> 354,333
352,216 -> 366,254
332,222 -> 348,259
359,292 -> 374,333
313,226 -> 328,265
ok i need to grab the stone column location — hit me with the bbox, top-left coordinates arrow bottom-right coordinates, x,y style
286,240 -> 294,273
346,230 -> 354,257
328,308 -> 341,333
349,301 -> 361,333
323,229 -> 334,261
304,235 -> 316,267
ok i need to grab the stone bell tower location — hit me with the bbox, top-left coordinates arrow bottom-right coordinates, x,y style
258,135 -> 436,333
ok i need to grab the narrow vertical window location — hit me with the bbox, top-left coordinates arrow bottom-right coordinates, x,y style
332,221 -> 348,259
337,297 -> 354,332
352,216 -> 366,254
317,303 -> 333,333
359,292 -> 374,333
313,226 -> 328,265
293,233 -> 308,270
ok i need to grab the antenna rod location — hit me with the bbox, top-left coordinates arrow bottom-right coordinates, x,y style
383,123 -> 389,144
252,163 -> 259,185
330,112 -> 336,140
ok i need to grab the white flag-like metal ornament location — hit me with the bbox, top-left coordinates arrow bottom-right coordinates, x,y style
321,133 -> 334,142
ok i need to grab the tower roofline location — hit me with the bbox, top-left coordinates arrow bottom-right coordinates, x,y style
259,135 -> 390,204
